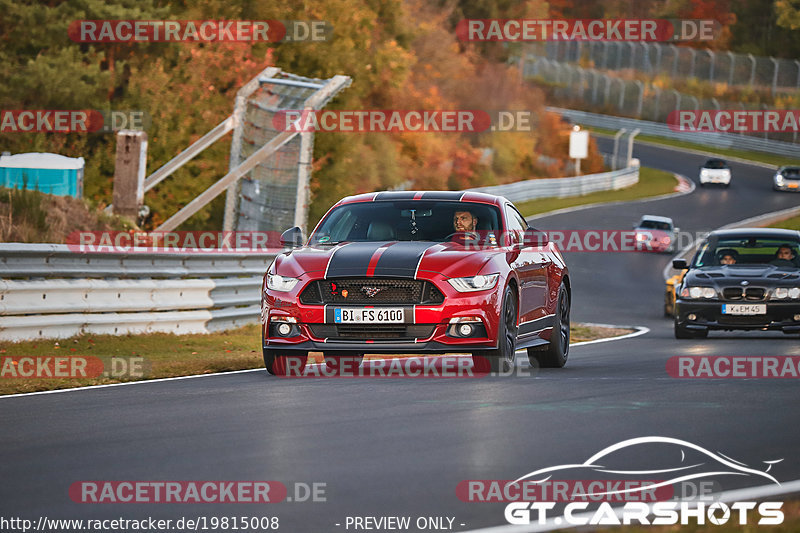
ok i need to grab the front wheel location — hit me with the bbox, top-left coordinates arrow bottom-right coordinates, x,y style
528,282 -> 570,368
263,349 -> 308,376
472,285 -> 517,373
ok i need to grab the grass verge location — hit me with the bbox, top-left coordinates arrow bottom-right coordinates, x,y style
0,322 -> 633,395
770,214 -> 800,231
517,166 -> 678,218
587,125 -> 797,168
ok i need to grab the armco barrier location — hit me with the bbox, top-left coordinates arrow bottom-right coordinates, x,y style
469,166 -> 638,203
0,244 -> 276,341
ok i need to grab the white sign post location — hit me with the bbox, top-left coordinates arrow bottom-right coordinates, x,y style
569,126 -> 588,176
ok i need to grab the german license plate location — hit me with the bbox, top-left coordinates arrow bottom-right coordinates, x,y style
334,308 -> 404,323
722,304 -> 766,315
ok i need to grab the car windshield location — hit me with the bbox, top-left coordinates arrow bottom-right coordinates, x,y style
310,200 -> 502,244
780,167 -> 800,178
638,220 -> 672,231
694,237 -> 800,268
704,159 -> 727,169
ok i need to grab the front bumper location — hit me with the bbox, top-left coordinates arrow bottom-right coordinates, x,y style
675,299 -> 800,332
774,180 -> 800,191
700,173 -> 730,184
262,282 -> 508,353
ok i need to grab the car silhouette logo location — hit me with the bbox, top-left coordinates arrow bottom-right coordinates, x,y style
741,280 -> 749,286
362,286 -> 383,298
508,436 -> 782,499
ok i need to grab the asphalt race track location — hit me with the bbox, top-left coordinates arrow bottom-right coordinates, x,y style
2,141 -> 799,532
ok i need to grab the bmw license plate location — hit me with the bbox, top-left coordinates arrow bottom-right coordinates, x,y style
722,304 -> 766,315
334,308 -> 404,323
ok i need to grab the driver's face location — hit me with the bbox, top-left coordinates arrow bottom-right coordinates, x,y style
453,211 -> 476,232
778,247 -> 794,260
720,255 -> 736,265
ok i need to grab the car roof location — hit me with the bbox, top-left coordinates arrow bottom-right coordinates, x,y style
638,215 -> 673,223
334,190 -> 507,207
703,158 -> 727,164
706,228 -> 800,241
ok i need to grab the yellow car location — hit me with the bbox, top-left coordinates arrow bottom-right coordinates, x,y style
664,270 -> 686,317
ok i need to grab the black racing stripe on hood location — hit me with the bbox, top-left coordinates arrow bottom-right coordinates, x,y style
325,242 -> 386,278
421,191 -> 464,200
374,191 -> 417,201
373,241 -> 434,278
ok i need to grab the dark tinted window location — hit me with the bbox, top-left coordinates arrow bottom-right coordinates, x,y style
311,201 -> 502,243
703,159 -> 728,169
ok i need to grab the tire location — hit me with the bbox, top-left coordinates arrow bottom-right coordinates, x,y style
528,282 -> 570,368
472,285 -> 518,373
323,352 -> 364,374
263,349 -> 308,376
674,320 -> 708,339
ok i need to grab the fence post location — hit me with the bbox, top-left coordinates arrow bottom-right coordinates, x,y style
634,81 -> 644,117
627,129 -> 640,167
748,54 -> 756,87
112,130 -> 147,219
707,50 -> 715,81
728,51 -> 735,86
612,129 -> 626,170
771,57 -> 779,96
671,44 -> 679,78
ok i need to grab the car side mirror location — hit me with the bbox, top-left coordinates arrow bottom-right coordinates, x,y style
524,228 -> 549,246
672,259 -> 688,270
280,226 -> 305,248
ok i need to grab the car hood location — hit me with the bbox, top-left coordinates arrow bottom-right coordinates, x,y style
273,241 -> 493,279
685,265 -> 800,288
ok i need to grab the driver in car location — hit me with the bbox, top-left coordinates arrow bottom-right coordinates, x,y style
717,249 -> 738,265
453,210 -> 478,233
771,244 -> 798,267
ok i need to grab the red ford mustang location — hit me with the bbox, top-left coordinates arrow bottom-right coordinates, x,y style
261,191 -> 571,375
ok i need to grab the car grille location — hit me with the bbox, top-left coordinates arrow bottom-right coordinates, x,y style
307,324 -> 436,340
722,287 -> 766,301
300,278 -> 444,305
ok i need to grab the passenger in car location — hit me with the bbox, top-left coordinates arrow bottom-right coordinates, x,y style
771,244 -> 798,267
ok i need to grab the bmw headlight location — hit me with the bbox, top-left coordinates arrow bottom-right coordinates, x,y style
773,287 -> 800,299
267,273 -> 300,292
447,273 -> 500,292
680,286 -> 716,299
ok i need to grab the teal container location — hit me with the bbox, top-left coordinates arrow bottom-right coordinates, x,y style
0,152 -> 84,198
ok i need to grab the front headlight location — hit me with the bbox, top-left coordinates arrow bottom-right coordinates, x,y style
447,273 -> 500,292
680,286 -> 716,299
773,287 -> 800,299
701,169 -> 709,176
775,174 -> 784,184
267,273 -> 300,292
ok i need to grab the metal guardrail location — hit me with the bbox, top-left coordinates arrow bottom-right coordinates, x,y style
0,244 -> 275,341
550,107 -> 800,159
469,166 -> 639,203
